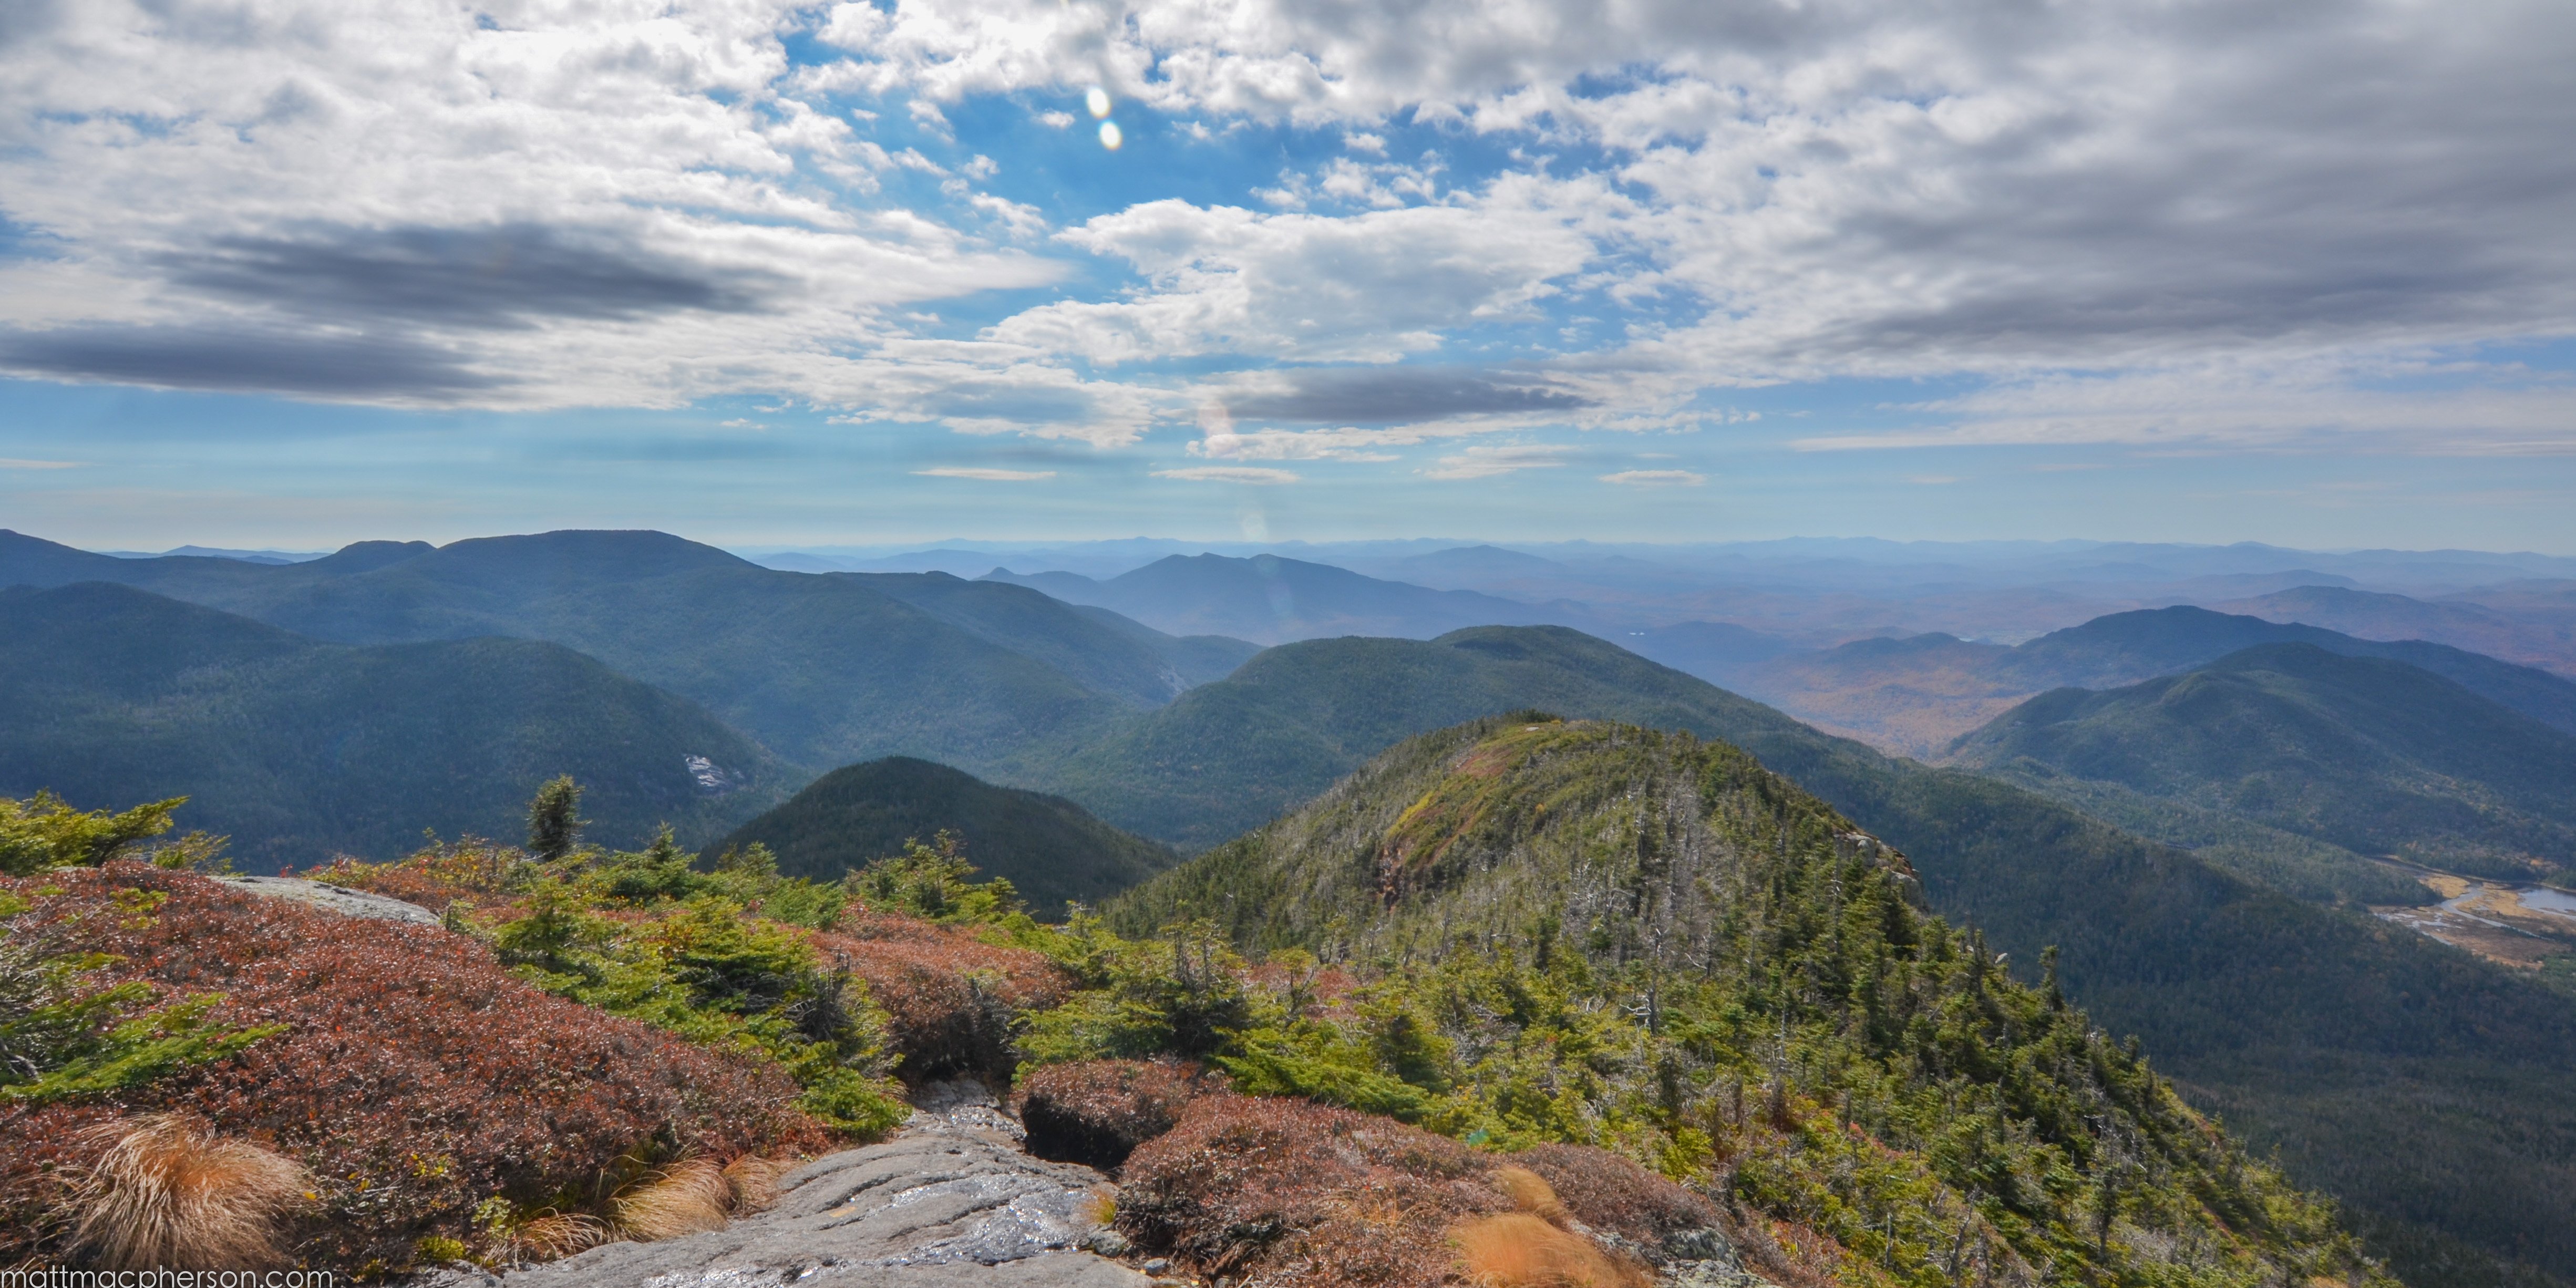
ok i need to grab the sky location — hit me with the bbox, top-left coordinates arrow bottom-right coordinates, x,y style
2,0 -> 2573,553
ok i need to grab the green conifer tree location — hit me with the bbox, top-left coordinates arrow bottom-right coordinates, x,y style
524,776 -> 585,862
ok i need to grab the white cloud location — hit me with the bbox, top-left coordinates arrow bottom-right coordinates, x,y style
3,0 -> 2572,464
912,466 -> 1057,480
1789,363 -> 2576,456
1600,469 -> 1705,486
1422,444 -> 1574,480
856,0 -> 2576,447
1153,465 -> 1301,483
986,186 -> 1603,365
0,458 -> 84,469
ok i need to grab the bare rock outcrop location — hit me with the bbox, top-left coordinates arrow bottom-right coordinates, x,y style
474,1082 -> 1145,1288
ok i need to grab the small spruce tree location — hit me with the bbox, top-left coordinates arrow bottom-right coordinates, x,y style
524,776 -> 585,862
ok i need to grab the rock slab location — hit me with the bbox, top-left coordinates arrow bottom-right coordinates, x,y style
491,1083 -> 1146,1287
217,875 -> 445,926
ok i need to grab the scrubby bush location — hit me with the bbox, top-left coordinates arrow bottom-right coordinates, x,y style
1,889 -> 279,1107
1116,1092 -> 1509,1287
1,792 -> 186,876
1510,1143 -> 1724,1251
814,911 -> 1070,1083
1013,1058 -> 1207,1169
0,863 -> 829,1271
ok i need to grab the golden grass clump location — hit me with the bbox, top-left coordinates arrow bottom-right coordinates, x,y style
503,1212 -> 609,1262
1454,1212 -> 1651,1288
1491,1167 -> 1572,1227
69,1115 -> 307,1271
612,1158 -> 734,1241
722,1155 -> 790,1215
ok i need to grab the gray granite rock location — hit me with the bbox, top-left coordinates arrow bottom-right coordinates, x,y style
216,875 -> 445,926
497,1081 -> 1147,1288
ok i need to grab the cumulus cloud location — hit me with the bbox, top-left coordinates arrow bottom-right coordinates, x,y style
984,189 -> 1601,365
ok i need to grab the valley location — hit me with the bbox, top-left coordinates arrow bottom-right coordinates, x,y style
2372,862 -> 2576,972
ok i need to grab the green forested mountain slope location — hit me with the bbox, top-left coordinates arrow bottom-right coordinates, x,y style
0,529 -> 1197,777
702,755 -> 1177,916
1111,716 -> 2382,1288
1059,625 -> 2576,1288
2007,607 -> 2576,734
1031,627 -> 1788,849
0,582 -> 786,868
1950,643 -> 2576,884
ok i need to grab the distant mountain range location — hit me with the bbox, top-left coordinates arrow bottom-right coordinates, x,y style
704,756 -> 1177,916
983,552 -> 1591,645
2213,583 -> 2576,678
0,581 -> 784,866
1953,641 -> 2576,891
1687,604 -> 2576,757
0,529 -> 1239,783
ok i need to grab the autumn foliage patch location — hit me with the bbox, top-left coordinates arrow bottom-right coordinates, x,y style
0,864 -> 828,1271
811,910 -> 1070,1084
1012,1057 -> 1208,1170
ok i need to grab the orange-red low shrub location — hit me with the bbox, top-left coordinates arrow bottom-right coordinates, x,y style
1116,1093 -> 1511,1288
1013,1058 -> 1208,1170
812,911 -> 1072,1083
0,864 -> 829,1271
1114,1095 -> 1737,1288
1510,1142 -> 1725,1249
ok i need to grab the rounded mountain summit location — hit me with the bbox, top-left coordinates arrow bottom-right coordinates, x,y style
703,756 -> 1178,917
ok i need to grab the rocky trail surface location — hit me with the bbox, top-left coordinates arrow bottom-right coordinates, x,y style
437,1082 -> 1145,1288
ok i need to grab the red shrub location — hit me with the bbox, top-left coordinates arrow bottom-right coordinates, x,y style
1510,1143 -> 1724,1246
303,844 -> 516,914
0,864 -> 829,1271
1012,1059 -> 1208,1170
810,912 -> 1071,1083
1113,1097 -> 1731,1288
1115,1093 -> 1512,1288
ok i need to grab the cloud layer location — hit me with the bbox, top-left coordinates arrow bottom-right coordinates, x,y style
2,0 -> 2572,457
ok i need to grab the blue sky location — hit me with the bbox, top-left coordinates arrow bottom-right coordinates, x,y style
3,0 -> 2573,553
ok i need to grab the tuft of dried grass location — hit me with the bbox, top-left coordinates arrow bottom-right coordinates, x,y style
1491,1167 -> 1571,1227
68,1114 -> 307,1271
1454,1212 -> 1651,1288
505,1212 -> 609,1262
721,1156 -> 789,1215
612,1159 -> 733,1241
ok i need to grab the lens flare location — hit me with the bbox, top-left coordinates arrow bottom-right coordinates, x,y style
1098,120 -> 1123,150
1085,86 -> 1111,118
